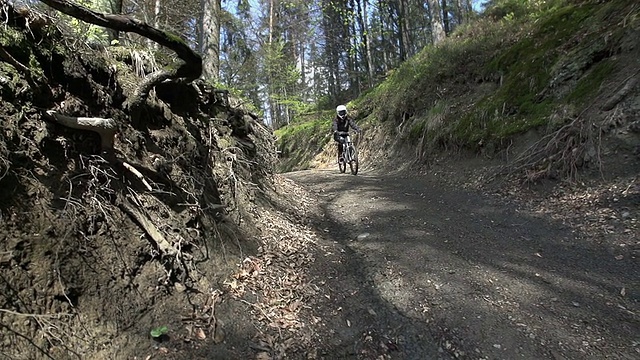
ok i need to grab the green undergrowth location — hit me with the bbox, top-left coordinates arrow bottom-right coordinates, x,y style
275,113 -> 332,171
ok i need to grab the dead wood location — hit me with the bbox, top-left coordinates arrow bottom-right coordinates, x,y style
37,0 -> 202,111
44,110 -> 117,155
118,197 -> 177,256
121,161 -> 153,191
0,46 -> 32,79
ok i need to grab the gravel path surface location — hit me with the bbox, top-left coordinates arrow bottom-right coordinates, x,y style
284,168 -> 638,360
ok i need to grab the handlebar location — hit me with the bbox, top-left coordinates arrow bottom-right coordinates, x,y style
335,131 -> 360,136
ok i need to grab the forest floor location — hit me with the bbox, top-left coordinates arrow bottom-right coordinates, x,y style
203,155 -> 639,360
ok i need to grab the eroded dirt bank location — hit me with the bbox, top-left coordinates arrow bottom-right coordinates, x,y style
284,166 -> 638,360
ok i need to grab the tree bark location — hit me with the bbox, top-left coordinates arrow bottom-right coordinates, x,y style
38,0 -> 202,111
106,0 -> 123,43
441,0 -> 450,35
201,0 -> 221,81
361,0 -> 374,87
428,0 -> 446,44
399,0 -> 412,59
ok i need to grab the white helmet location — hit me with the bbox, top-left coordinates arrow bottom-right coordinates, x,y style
336,105 -> 347,119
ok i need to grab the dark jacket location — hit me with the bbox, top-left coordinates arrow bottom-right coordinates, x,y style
332,115 -> 360,134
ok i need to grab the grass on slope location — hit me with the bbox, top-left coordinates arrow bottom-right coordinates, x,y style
275,114 -> 333,171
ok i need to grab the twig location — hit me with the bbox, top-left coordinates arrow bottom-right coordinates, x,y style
121,161 -> 153,191
622,176 -> 638,195
239,299 -> 274,324
0,309 -> 73,318
0,322 -> 55,360
118,198 -> 177,256
0,45 -> 37,86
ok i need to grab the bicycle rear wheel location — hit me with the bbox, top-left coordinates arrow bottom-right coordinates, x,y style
349,146 -> 359,175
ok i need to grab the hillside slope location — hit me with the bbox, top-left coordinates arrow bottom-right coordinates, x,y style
0,4 -> 284,358
277,0 -> 640,181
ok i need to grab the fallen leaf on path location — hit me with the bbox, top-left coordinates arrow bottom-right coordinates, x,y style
256,352 -> 271,360
195,327 -> 206,340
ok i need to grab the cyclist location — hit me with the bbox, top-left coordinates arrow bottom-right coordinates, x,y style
332,105 -> 361,163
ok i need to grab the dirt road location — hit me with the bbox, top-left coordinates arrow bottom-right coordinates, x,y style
285,168 -> 638,360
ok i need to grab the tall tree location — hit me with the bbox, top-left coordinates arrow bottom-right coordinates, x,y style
106,0 -> 123,42
201,0 -> 221,81
398,0 -> 411,60
428,0 -> 446,44
441,0 -> 450,34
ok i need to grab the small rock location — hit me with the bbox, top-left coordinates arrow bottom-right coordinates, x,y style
174,282 -> 186,293
357,233 -> 370,240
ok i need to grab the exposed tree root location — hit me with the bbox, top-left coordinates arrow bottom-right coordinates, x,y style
121,161 -> 153,191
504,111 -> 601,183
37,0 -> 202,114
44,110 -> 117,157
0,46 -> 35,84
117,196 -> 177,256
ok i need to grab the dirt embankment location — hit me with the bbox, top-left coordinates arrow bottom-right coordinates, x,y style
0,5 -> 278,359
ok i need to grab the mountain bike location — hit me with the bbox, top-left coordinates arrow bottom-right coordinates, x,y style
336,131 -> 359,175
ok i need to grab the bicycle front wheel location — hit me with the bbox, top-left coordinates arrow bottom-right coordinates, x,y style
349,146 -> 359,175
338,157 -> 346,173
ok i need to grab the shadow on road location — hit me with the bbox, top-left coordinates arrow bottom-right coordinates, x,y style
285,168 -> 639,359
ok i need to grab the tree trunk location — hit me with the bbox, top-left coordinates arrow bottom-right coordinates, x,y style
201,0 -> 221,81
399,0 -> 411,59
379,1 -> 390,74
269,0 -> 276,45
441,0 -> 450,35
106,0 -> 123,43
455,0 -> 464,25
362,0 -> 374,86
153,0 -> 161,49
428,0 -> 446,44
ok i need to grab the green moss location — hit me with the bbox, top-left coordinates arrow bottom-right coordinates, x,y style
408,120 -> 426,141
165,32 -> 188,47
566,60 -> 615,105
0,27 -> 25,47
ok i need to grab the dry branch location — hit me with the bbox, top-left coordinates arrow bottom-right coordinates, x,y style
37,0 -> 202,110
0,45 -> 31,76
0,309 -> 73,318
44,110 -> 116,154
121,161 -> 153,191
118,198 -> 177,256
